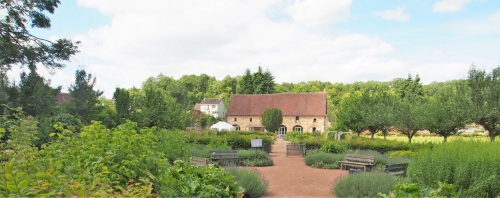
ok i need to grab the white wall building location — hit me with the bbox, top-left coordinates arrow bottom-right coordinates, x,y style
199,98 -> 226,118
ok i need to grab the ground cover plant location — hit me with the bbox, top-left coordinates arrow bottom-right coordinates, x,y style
333,172 -> 397,198
408,140 -> 500,197
237,150 -> 273,167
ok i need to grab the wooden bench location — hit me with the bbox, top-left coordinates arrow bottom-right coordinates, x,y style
339,154 -> 374,172
384,163 -> 409,177
190,157 -> 208,167
209,150 -> 241,166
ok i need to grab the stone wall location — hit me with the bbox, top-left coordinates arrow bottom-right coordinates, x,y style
227,115 -> 327,133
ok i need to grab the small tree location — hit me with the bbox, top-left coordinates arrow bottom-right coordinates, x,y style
261,108 -> 283,133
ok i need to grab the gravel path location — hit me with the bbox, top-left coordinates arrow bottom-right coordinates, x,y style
253,140 -> 348,197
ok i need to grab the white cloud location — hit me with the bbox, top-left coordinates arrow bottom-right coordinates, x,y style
446,11 -> 500,35
433,0 -> 487,13
411,63 -> 470,84
490,11 -> 500,30
284,0 -> 352,28
372,7 -> 410,22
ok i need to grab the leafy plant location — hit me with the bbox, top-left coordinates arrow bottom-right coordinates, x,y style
237,150 -> 273,167
320,141 -> 347,153
304,150 -> 343,169
378,181 -> 456,198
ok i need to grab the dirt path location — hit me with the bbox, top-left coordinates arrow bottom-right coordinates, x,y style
253,140 -> 348,198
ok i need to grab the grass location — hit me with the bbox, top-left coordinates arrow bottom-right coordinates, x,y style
372,135 -> 496,143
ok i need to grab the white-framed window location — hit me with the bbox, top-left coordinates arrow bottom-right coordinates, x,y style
293,125 -> 303,133
295,116 -> 300,123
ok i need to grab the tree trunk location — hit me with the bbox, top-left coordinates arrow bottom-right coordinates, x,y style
443,136 -> 448,143
490,135 -> 496,142
371,133 -> 374,139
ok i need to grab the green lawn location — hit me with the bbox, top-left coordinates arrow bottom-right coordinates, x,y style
371,135 -> 496,143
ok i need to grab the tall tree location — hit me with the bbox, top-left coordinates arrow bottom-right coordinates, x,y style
467,65 -> 500,142
1,0 -> 79,72
364,91 -> 395,140
393,74 -> 426,143
18,69 -> 60,117
113,88 -> 130,121
237,69 -> 254,94
66,70 -> 103,123
261,108 -> 283,133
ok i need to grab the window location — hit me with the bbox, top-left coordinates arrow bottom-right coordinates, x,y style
233,125 -> 240,131
293,125 -> 303,133
234,118 -> 237,122
250,118 -> 253,122
312,127 -> 317,132
212,105 -> 216,108
313,118 -> 317,123
278,126 -> 287,134
295,116 -> 300,123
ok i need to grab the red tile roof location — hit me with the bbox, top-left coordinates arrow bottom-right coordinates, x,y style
227,92 -> 327,116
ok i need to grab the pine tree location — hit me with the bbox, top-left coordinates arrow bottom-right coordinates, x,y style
66,70 -> 103,123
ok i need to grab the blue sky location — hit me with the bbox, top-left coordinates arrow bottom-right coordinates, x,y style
6,0 -> 500,98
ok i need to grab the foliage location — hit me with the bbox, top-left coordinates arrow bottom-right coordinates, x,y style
226,167 -> 268,198
17,69 -> 60,117
333,172 -> 397,198
154,130 -> 189,164
261,108 -> 283,133
320,141 -> 347,153
467,65 -> 500,141
423,81 -> 470,142
113,88 -> 130,122
345,137 -> 412,153
159,160 -> 244,197
66,70 -> 103,124
408,140 -> 500,197
0,0 -> 79,72
335,92 -> 366,135
237,150 -> 273,167
304,150 -> 343,169
188,133 -> 275,150
379,181 -> 456,198
237,66 -> 275,94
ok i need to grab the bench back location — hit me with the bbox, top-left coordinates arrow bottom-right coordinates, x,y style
344,154 -> 375,164
210,150 -> 238,158
384,163 -> 409,177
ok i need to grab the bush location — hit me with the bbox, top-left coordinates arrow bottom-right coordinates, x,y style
320,141 -> 347,153
345,137 -> 411,153
379,181 -> 456,198
408,140 -> 500,197
226,167 -> 268,198
237,150 -> 273,167
333,172 -> 397,198
304,150 -> 343,169
301,139 -> 327,150
159,160 -> 244,197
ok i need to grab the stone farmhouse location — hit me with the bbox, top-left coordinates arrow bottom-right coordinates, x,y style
226,92 -> 328,133
198,98 -> 226,118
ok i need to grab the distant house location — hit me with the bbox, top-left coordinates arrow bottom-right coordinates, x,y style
57,93 -> 72,104
199,98 -> 226,118
226,92 -> 328,133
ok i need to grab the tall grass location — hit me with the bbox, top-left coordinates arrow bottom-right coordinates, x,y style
408,140 -> 500,197
333,172 -> 397,198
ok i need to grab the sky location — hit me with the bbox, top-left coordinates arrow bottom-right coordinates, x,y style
5,0 -> 500,98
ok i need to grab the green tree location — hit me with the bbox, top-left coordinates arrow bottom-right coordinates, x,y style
423,81 -> 470,142
0,0 -> 79,72
66,70 -> 103,123
18,69 -> 60,117
237,69 -> 254,94
467,65 -> 500,142
113,87 -> 130,121
261,108 -> 283,133
364,91 -> 395,140
335,92 -> 366,136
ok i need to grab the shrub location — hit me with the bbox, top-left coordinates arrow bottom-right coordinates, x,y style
237,150 -> 273,167
159,160 -> 244,197
226,167 -> 268,198
304,150 -> 343,169
333,172 -> 397,198
408,140 -> 500,197
379,181 -> 456,198
301,139 -> 328,150
320,141 -> 347,153
345,137 -> 411,153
